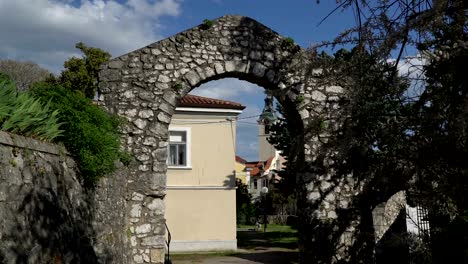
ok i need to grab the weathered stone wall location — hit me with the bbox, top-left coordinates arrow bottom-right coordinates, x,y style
0,131 -> 128,264
99,15 -> 399,264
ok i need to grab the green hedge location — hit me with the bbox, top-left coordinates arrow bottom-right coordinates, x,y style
31,83 -> 129,185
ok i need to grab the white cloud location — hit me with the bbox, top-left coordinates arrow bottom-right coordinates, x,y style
0,0 -> 182,73
394,55 -> 426,80
392,55 -> 427,98
236,137 -> 258,161
191,78 -> 263,101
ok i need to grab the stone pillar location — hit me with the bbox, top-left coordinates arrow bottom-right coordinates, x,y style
126,170 -> 167,263
297,86 -> 377,263
297,171 -> 376,264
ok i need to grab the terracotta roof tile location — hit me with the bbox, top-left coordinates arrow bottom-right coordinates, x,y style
235,155 -> 247,164
244,156 -> 276,177
179,94 -> 245,110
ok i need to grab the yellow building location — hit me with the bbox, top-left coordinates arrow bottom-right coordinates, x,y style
165,94 -> 244,252
234,156 -> 249,185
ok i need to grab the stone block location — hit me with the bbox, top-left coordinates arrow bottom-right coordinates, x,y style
146,198 -> 164,215
249,62 -> 266,78
157,112 -> 171,124
159,102 -> 175,115
101,69 -> 121,81
133,254 -> 144,263
0,186 -> 7,201
135,224 -> 152,234
326,85 -> 344,93
214,62 -> 224,74
152,162 -> 167,173
184,70 -> 201,86
150,248 -> 165,264
130,203 -> 142,218
108,60 -> 125,69
225,60 -> 247,73
265,70 -> 275,83
203,66 -> 216,78
141,236 -> 165,246
143,137 -> 157,146
131,192 -> 145,201
162,91 -> 177,107
311,90 -> 326,101
148,122 -> 168,137
157,75 -> 171,83
327,211 -> 338,219
308,191 -> 320,200
138,110 -> 154,119
249,51 -> 261,60
151,148 -> 167,162
133,119 -> 148,130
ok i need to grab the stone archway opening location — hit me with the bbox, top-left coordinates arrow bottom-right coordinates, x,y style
163,76 -> 303,253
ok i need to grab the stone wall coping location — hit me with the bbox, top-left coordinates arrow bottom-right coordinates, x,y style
0,131 -> 68,156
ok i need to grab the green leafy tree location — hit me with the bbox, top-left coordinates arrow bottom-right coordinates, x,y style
300,1 -> 468,262
59,42 -> 111,98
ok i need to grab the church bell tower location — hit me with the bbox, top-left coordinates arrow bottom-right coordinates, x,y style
257,93 -> 278,161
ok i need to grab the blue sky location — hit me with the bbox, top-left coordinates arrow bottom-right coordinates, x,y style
0,0 -> 387,161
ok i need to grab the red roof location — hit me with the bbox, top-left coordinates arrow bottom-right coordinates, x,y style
245,161 -> 262,177
236,155 -> 247,164
179,94 -> 245,110
244,156 -> 275,177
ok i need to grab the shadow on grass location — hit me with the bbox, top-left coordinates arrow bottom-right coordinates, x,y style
237,229 -> 298,250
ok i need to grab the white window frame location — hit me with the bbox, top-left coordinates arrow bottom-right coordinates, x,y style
167,127 -> 191,169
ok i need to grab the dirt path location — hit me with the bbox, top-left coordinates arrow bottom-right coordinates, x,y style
171,227 -> 299,264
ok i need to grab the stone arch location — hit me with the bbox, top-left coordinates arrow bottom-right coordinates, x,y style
99,15 -> 369,264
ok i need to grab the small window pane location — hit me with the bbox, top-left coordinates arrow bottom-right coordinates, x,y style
170,131 -> 186,143
177,144 -> 186,166
169,145 -> 177,165
168,130 -> 188,167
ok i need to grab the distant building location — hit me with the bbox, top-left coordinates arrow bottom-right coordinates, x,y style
241,93 -> 286,200
235,155 -> 250,186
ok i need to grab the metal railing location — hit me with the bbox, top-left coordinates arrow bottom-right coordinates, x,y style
165,223 -> 172,264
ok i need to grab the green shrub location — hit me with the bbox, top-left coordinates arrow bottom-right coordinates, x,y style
201,19 -> 214,29
31,83 -> 126,185
281,37 -> 296,50
0,81 -> 63,141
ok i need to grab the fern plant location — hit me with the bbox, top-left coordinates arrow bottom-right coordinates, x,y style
0,81 -> 63,141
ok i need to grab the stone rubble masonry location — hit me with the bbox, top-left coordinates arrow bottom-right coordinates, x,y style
98,14 -> 391,263
0,131 -> 129,263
